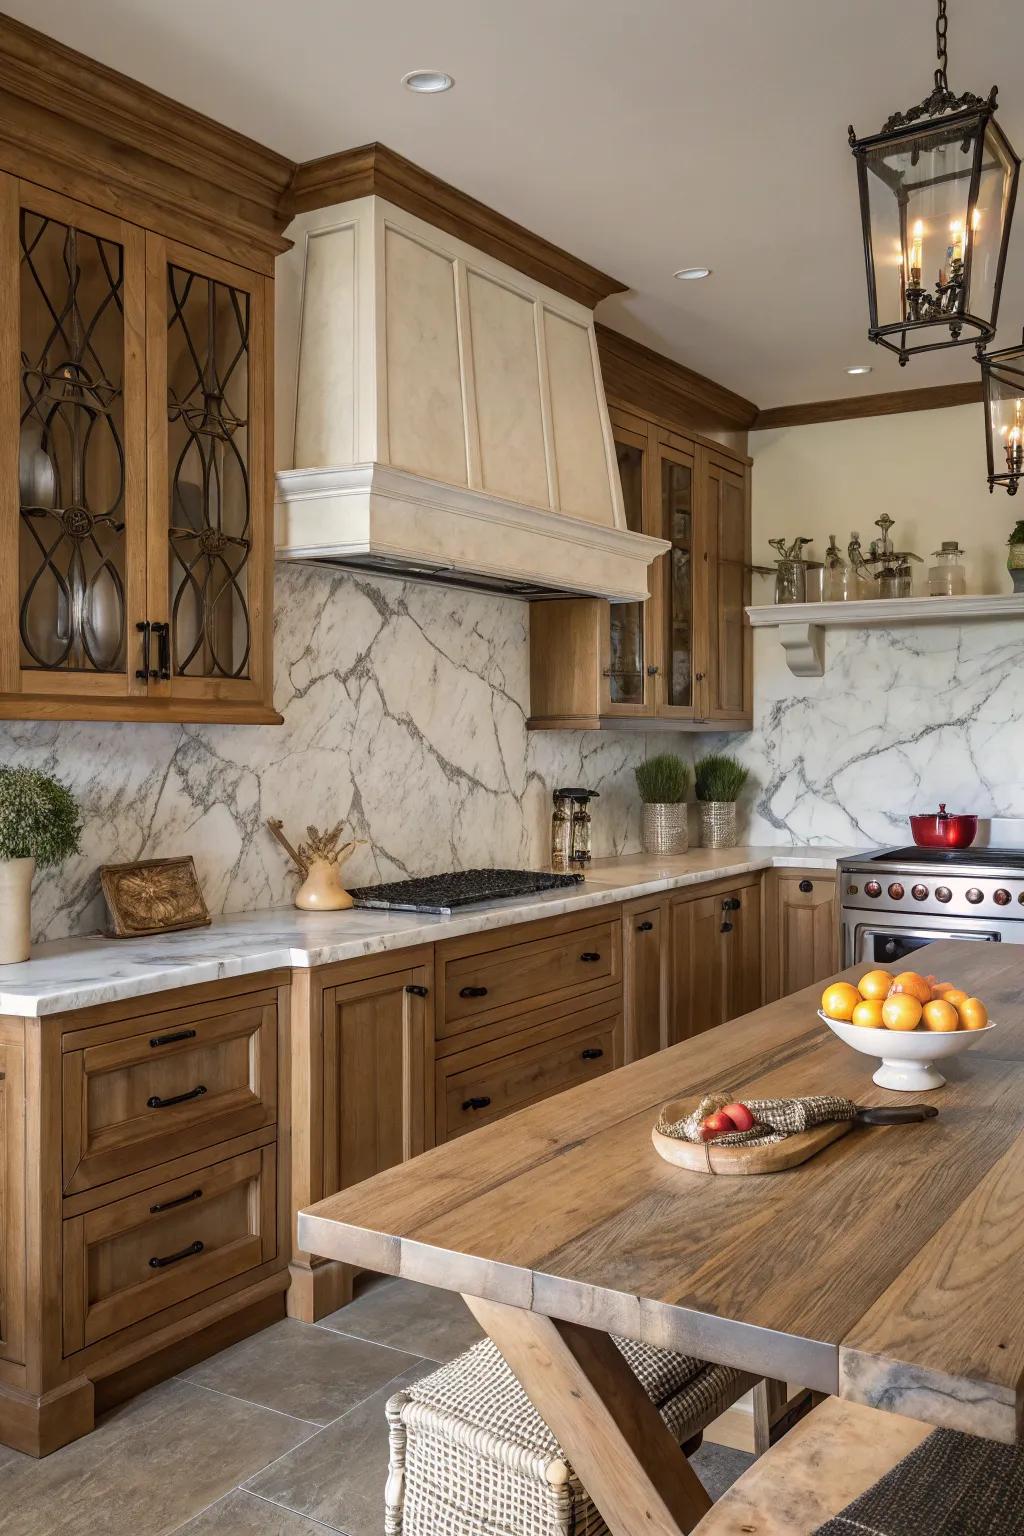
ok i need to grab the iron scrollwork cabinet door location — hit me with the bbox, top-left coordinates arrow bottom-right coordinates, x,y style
3,176 -> 149,714
144,234 -> 275,719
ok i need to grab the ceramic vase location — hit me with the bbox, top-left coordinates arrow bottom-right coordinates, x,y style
0,857 -> 34,963
641,803 -> 688,856
698,801 -> 737,849
1008,533 -> 1024,592
295,856 -> 354,911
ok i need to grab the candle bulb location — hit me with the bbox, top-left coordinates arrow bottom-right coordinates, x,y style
908,219 -> 924,284
1007,399 -> 1024,477
950,219 -> 965,265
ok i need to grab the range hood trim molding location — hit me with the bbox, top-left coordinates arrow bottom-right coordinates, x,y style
275,462 -> 669,602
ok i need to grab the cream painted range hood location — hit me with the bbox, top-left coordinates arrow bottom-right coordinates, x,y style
274,196 -> 668,599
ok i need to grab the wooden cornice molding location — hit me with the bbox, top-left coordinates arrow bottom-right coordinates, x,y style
285,142 -> 628,310
595,323 -> 759,432
753,379 -> 984,430
0,13 -> 294,267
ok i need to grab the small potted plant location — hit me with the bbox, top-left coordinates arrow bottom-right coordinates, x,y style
0,767 -> 81,963
694,754 -> 749,849
634,754 -> 691,855
1008,521 -> 1024,593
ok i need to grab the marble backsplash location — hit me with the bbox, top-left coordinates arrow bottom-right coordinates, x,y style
6,565 -> 653,942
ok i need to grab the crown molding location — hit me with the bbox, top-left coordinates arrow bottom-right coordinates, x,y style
0,13 -> 294,267
594,323 -> 759,433
753,379 -> 984,430
284,142 -> 627,310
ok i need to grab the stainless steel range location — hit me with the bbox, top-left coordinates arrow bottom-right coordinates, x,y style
839,845 -> 1024,966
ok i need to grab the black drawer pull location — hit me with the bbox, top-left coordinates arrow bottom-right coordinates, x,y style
579,952 -> 601,963
581,1047 -> 604,1060
149,1028 -> 197,1049
459,985 -> 489,999
150,1188 -> 202,1215
405,984 -> 429,997
799,879 -> 814,893
636,921 -> 654,932
147,1084 -> 207,1110
720,921 -> 733,933
462,1095 -> 491,1111
149,1239 -> 204,1270
153,620 -> 171,681
722,898 -> 741,911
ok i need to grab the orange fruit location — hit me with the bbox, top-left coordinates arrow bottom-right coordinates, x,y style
851,998 -> 885,1029
858,969 -> 893,1001
956,996 -> 989,1031
931,980 -> 955,997
889,971 -> 932,1005
882,993 -> 923,1031
822,982 -> 862,1022
921,999 -> 960,1033
943,987 -> 968,1009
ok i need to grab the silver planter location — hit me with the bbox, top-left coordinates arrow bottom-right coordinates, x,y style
698,800 -> 737,849
641,802 -> 689,856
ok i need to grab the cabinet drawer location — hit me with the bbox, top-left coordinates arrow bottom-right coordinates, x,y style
62,1144 -> 276,1353
437,1008 -> 621,1142
441,919 -> 619,1037
62,990 -> 278,1194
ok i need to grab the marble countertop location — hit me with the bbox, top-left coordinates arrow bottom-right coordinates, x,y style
2,845 -> 862,1017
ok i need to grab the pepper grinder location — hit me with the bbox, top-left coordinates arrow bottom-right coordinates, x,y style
554,787 -> 599,868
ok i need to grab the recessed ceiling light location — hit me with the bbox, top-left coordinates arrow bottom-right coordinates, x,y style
402,69 -> 454,93
846,365 -> 873,375
673,266 -> 712,280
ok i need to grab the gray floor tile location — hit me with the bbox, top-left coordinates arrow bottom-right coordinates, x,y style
171,1488 -> 341,1534
244,1361 -> 434,1535
692,1440 -> 755,1502
0,1377 -> 314,1536
318,1277 -> 483,1363
180,1317 -> 422,1425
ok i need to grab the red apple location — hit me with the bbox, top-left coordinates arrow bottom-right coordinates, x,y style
700,1109 -> 738,1141
721,1102 -> 755,1133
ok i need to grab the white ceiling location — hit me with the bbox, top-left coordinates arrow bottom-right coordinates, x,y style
12,0 -> 1024,406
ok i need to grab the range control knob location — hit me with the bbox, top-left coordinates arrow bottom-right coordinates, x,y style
911,883 -> 928,901
994,888 -> 1011,906
888,882 -> 905,900
865,880 -> 882,898
935,886 -> 952,903
966,887 -> 984,905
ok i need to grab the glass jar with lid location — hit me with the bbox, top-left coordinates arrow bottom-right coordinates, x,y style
823,534 -> 851,602
928,541 -> 967,597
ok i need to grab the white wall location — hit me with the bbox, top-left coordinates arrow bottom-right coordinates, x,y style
750,404 -> 1010,599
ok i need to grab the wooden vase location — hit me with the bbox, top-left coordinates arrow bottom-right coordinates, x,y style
295,856 -> 354,911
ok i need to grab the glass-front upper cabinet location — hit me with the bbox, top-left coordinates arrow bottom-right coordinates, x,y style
604,408 -> 653,716
703,449 -> 751,723
656,437 -> 699,721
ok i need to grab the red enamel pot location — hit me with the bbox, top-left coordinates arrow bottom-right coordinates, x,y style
908,804 -> 978,849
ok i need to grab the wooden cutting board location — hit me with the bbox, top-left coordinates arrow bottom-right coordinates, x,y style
652,1097 -> 853,1176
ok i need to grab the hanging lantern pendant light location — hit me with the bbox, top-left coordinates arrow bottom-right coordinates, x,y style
849,0 -> 1020,366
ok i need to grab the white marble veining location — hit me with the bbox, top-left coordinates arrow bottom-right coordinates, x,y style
0,848 -> 850,1016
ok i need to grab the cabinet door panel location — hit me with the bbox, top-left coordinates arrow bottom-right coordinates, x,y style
765,873 -> 839,1002
322,965 -> 429,1196
603,410 -> 654,716
668,893 -> 724,1042
653,438 -> 699,721
724,881 -> 762,1022
703,451 -> 751,724
6,178 -> 147,701
624,903 -> 664,1060
145,235 -> 271,712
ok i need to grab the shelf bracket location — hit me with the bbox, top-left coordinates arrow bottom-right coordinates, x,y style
778,622 -> 825,677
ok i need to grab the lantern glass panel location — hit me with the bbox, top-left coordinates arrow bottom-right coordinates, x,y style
985,358 -> 1024,483
968,121 -> 1018,325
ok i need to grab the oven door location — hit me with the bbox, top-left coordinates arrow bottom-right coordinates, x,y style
844,919 -> 1002,967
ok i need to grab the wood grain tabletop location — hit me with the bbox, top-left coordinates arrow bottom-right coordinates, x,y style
299,940 -> 1024,1442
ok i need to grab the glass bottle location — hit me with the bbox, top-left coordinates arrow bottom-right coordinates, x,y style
848,532 -> 877,599
774,559 -> 806,604
928,541 -> 967,597
550,792 -> 573,872
822,534 -> 850,602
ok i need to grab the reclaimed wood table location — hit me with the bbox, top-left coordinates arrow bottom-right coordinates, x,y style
298,940 -> 1024,1536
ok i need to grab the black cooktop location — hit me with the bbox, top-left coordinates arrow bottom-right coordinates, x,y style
348,868 -> 585,915
866,845 -> 1024,867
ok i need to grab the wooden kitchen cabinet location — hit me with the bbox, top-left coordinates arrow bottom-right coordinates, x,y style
528,406 -> 752,730
764,870 -> 840,1002
667,876 -> 762,1041
622,898 -> 666,1060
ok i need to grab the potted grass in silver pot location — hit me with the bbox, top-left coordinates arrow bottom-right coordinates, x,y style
694,753 -> 749,849
634,754 -> 690,856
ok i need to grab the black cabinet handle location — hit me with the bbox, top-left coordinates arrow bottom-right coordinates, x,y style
636,921 -> 654,932
461,1095 -> 491,1111
149,1028 -> 197,1049
722,897 -> 741,911
459,985 -> 488,999
147,1085 -> 207,1110
720,921 -> 733,933
152,620 -> 171,681
135,620 -> 156,681
646,665 -> 660,676
405,984 -> 429,997
581,1047 -> 604,1060
579,952 -> 601,963
799,879 -> 814,893
149,1239 -> 204,1270
150,1187 -> 202,1215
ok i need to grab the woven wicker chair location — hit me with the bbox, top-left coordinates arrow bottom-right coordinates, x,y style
385,1334 -> 757,1536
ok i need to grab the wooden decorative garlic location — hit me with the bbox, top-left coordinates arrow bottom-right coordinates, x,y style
266,818 -> 364,911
